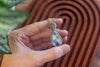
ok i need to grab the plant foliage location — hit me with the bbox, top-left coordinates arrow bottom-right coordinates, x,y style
0,0 -> 29,54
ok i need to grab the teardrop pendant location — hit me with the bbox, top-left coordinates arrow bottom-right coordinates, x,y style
51,31 -> 62,46
48,18 -> 63,46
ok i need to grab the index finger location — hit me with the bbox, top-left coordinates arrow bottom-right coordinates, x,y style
20,18 -> 63,36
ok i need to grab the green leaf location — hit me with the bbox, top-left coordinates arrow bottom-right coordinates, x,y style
0,1 -> 29,54
1,0 -> 26,7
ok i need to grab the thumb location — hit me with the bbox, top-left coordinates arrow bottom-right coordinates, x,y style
36,44 -> 70,64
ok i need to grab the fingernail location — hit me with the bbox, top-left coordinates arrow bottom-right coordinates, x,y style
63,30 -> 68,35
64,36 -> 68,41
58,18 -> 63,22
62,44 -> 70,54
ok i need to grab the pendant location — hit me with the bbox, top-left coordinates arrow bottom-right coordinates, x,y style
48,18 -> 63,46
51,31 -> 62,46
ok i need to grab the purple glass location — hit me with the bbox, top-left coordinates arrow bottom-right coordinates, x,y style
55,41 -> 60,46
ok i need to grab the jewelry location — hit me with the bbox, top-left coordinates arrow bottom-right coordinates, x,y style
48,18 -> 62,46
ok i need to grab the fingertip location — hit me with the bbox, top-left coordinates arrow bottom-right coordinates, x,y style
56,29 -> 68,37
54,44 -> 70,58
54,18 -> 63,24
63,36 -> 68,42
63,30 -> 68,35
61,44 -> 70,54
57,18 -> 63,22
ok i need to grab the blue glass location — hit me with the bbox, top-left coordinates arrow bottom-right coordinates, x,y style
53,39 -> 57,43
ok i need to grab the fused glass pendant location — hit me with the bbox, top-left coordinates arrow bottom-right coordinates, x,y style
48,18 -> 63,46
51,31 -> 62,46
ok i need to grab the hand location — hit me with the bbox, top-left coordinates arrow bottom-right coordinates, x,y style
1,18 -> 70,67
15,0 -> 33,12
